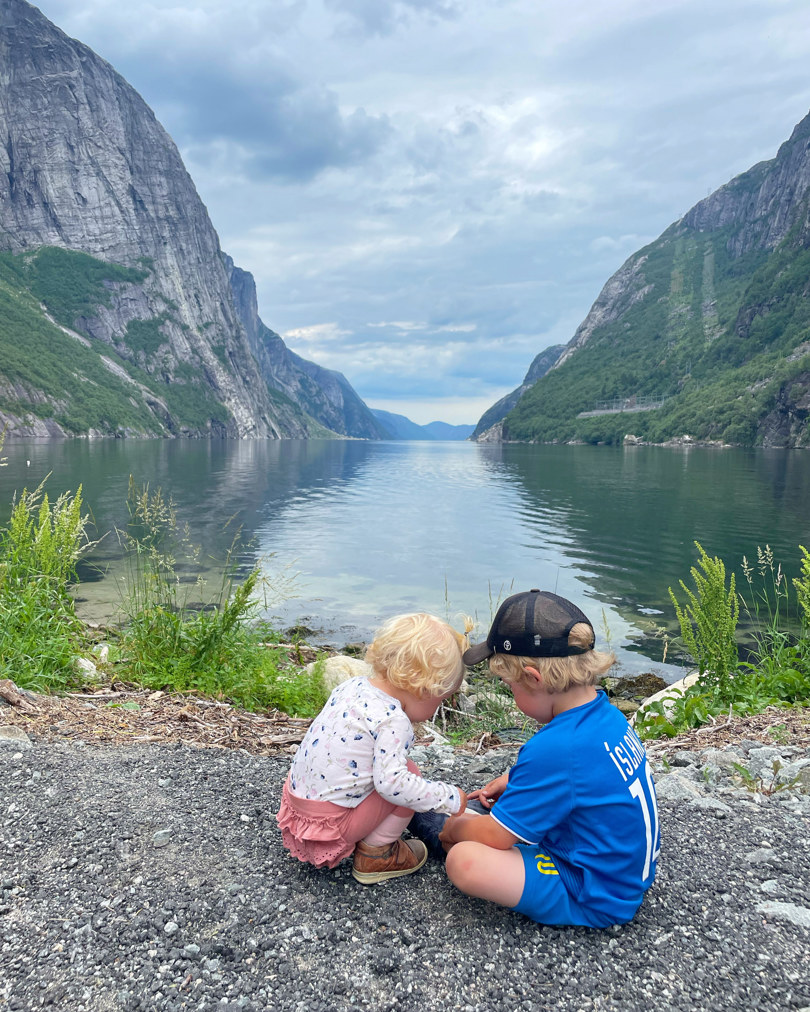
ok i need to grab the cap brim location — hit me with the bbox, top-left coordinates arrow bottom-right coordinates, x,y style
462,641 -> 493,666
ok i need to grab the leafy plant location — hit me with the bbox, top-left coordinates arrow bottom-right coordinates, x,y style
795,545 -> 810,630
636,540 -> 810,740
730,759 -> 801,796
668,542 -> 739,695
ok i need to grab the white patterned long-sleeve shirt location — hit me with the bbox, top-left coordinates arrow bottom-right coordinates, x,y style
288,677 -> 462,815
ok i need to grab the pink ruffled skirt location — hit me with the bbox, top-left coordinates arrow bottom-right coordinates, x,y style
276,762 -> 419,869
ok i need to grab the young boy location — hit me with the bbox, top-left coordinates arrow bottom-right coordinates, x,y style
438,589 -> 660,927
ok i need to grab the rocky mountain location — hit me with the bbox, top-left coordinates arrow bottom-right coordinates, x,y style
370,409 -> 474,440
0,0 -> 377,439
226,260 -> 389,440
471,344 -> 565,440
476,110 -> 810,448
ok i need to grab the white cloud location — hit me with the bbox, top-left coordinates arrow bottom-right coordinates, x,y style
367,321 -> 428,331
589,234 -> 649,254
283,322 -> 351,343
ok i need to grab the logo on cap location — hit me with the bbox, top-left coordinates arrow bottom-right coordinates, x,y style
503,639 -> 512,652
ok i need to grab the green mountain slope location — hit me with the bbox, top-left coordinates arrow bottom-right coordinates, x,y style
496,115 -> 810,448
0,247 -> 329,437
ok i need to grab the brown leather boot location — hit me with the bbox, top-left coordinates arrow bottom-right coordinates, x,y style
352,837 -> 428,884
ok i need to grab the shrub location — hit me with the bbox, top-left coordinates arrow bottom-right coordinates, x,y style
668,542 -> 739,695
795,545 -> 810,630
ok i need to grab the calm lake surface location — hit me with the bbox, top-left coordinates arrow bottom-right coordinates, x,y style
3,439 -> 810,682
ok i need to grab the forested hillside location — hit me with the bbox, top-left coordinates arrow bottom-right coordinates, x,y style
487,112 -> 810,448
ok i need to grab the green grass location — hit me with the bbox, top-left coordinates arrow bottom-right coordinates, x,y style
113,481 -> 325,714
0,478 -> 92,692
0,458 -> 328,716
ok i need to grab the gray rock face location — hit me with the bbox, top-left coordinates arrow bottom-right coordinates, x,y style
682,114 -> 810,256
226,257 -> 387,439
0,0 -> 376,440
552,258 -> 654,372
0,0 -> 274,436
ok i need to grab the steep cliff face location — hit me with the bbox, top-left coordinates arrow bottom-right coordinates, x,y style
488,108 -> 810,448
0,0 -> 288,436
682,114 -> 810,256
0,0 -> 377,439
226,258 -> 388,439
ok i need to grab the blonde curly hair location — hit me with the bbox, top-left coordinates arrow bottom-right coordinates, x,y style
488,622 -> 615,692
365,612 -> 468,698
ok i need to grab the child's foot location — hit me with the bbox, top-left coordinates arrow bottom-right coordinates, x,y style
408,799 -> 490,861
407,810 -> 448,861
352,838 -> 428,884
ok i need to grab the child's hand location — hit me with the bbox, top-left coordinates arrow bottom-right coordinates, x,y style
456,788 -> 468,814
468,773 -> 509,808
439,811 -> 474,851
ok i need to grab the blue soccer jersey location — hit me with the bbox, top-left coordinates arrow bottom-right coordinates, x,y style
490,690 -> 660,927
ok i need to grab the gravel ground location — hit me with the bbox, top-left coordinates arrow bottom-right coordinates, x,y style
1,736 -> 809,1012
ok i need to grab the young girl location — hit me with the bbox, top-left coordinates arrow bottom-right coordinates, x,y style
276,613 -> 468,884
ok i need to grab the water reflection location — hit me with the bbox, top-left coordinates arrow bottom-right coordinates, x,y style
2,439 -> 808,681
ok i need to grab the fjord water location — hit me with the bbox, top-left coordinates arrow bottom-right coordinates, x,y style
3,439 -> 809,681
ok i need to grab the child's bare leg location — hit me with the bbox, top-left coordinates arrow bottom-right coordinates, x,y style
362,811 -> 413,846
445,842 -> 525,907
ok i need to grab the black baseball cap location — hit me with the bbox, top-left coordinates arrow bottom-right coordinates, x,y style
462,589 -> 595,665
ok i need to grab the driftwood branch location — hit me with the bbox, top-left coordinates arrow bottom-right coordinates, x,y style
0,679 -> 39,714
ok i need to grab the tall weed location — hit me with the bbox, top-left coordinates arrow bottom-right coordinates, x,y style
116,480 -> 323,713
0,482 -> 91,691
638,543 -> 810,740
734,545 -> 810,715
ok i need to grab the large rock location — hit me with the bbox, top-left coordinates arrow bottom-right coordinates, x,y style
632,671 -> 701,723
306,655 -> 373,692
0,725 -> 32,749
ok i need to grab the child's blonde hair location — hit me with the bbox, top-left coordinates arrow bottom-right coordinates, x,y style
365,612 -> 467,697
489,622 -> 615,692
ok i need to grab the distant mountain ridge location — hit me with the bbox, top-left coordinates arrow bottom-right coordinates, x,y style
0,0 -> 383,439
475,110 -> 810,448
471,344 -> 565,440
371,409 -> 474,441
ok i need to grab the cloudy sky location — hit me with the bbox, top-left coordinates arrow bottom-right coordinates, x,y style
35,0 -> 810,424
